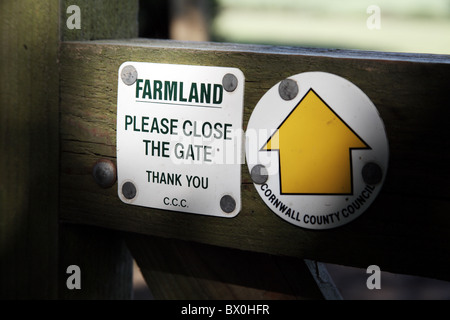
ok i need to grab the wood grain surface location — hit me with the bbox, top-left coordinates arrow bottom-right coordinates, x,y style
59,39 -> 450,281
0,0 -> 60,299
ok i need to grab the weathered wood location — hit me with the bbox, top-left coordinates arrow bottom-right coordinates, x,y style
59,39 -> 450,281
56,0 -> 139,300
59,224 -> 133,300
0,0 -> 60,299
304,260 -> 343,300
61,0 -> 139,41
126,234 -> 326,300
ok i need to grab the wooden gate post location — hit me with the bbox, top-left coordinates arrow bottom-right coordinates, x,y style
0,0 -> 139,299
58,0 -> 138,300
0,0 -> 60,299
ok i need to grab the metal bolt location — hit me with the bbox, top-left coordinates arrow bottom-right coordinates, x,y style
122,181 -> 137,200
279,78 -> 299,101
92,159 -> 117,188
121,65 -> 137,86
250,164 -> 268,184
220,195 -> 236,213
362,162 -> 383,185
222,73 -> 238,92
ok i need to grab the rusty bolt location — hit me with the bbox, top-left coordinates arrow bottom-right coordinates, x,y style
92,159 -> 117,188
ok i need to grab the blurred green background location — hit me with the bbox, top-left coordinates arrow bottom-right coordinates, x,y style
211,0 -> 450,54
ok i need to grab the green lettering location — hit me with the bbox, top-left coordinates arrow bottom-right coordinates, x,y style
143,80 -> 151,99
153,80 -> 162,100
213,122 -> 223,139
160,118 -> 169,134
151,118 -> 160,133
179,82 -> 187,102
142,116 -> 149,132
204,145 -> 212,162
189,83 -> 199,103
125,115 -> 133,130
202,122 -> 212,138
170,119 -> 178,135
213,84 -> 223,104
200,83 -> 211,103
135,79 -> 143,98
133,116 -> 140,132
164,81 -> 177,101
223,123 -> 232,140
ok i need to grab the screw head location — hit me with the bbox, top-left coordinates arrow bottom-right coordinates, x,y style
220,195 -> 236,213
362,162 -> 383,185
121,65 -> 138,86
250,164 -> 268,184
92,159 -> 117,188
222,73 -> 238,92
279,78 -> 299,100
122,181 -> 137,200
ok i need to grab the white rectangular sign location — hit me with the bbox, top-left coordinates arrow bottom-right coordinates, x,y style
117,62 -> 244,217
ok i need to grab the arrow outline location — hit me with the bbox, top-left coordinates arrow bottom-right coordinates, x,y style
260,88 -> 371,196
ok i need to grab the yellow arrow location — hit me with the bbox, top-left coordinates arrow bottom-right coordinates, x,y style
262,89 -> 370,194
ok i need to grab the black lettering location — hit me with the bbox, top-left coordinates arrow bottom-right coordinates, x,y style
278,202 -> 288,213
141,116 -> 149,132
167,172 -> 174,185
202,122 -> 212,138
223,123 -> 232,140
183,120 -> 192,136
268,194 -> 276,203
174,143 -> 184,159
125,115 -> 133,130
204,145 -> 212,162
175,174 -> 182,186
213,122 -> 223,139
160,118 -> 169,134
348,205 -> 355,214
133,116 -> 140,131
170,119 -> 178,135
151,117 -> 160,133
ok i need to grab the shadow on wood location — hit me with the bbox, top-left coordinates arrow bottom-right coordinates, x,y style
126,233 -> 327,300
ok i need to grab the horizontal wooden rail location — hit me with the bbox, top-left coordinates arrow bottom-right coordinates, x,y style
60,39 -> 450,281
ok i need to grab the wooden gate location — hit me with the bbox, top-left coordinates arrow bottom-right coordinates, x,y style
1,0 -> 449,300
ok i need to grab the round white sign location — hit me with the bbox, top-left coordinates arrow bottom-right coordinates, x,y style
245,72 -> 389,229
